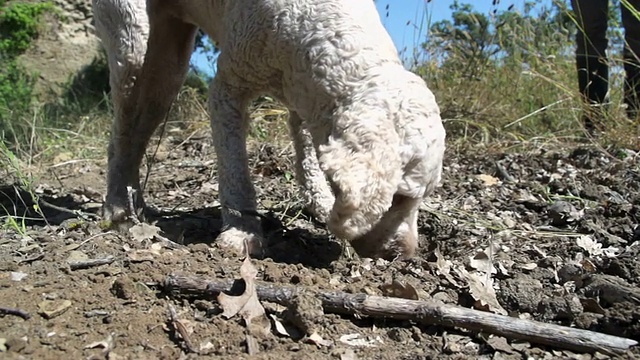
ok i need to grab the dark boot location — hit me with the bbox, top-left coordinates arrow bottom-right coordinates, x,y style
577,56 -> 608,133
624,62 -> 640,121
571,0 -> 609,134
621,0 -> 640,122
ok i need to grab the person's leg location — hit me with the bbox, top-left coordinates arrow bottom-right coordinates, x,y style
621,0 -> 640,120
571,0 -> 609,131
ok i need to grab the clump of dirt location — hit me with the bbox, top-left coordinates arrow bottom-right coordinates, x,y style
1,129 -> 639,359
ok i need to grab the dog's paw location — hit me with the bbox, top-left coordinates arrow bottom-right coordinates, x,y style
100,199 -> 145,231
308,195 -> 334,224
216,228 -> 264,257
101,203 -> 129,223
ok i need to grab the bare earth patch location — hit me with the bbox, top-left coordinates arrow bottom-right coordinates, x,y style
1,128 -> 639,359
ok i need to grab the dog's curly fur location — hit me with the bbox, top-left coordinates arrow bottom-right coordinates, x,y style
92,0 -> 446,260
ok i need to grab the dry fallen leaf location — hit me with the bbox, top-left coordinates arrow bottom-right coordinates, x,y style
518,263 -> 538,271
125,249 -> 155,263
306,332 -> 332,347
433,248 -> 461,287
84,333 -> 114,352
580,298 -> 606,315
269,314 -> 290,337
217,256 -> 271,337
468,250 -> 497,275
576,236 -> 602,257
380,280 -> 419,300
339,333 -> 383,347
129,223 -> 187,251
129,223 -> 160,242
350,265 -> 362,278
454,266 -> 506,315
476,174 -> 500,186
576,235 -> 620,259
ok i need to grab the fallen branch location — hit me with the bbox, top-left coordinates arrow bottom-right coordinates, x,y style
68,255 -> 115,270
38,198 -> 100,220
163,273 -> 638,356
0,306 -> 31,320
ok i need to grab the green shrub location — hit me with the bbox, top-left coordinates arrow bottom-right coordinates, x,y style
0,1 -> 53,145
0,59 -> 35,114
0,1 -> 53,57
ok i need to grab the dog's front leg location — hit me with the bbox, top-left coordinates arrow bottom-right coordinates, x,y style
209,73 -> 263,256
96,0 -> 197,225
288,111 -> 334,223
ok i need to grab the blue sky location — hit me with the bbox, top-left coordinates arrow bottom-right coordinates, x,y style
376,0 -> 552,55
191,0 -> 553,74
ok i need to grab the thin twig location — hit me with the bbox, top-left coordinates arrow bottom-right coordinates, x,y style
17,252 -> 45,264
50,159 -> 92,168
168,304 -> 198,354
74,231 -> 117,250
38,198 -> 99,220
68,255 -> 115,270
494,160 -> 516,183
0,306 -> 31,320
126,186 -> 141,225
504,98 -> 568,128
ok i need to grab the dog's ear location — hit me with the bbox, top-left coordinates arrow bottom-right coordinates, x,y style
318,122 -> 402,241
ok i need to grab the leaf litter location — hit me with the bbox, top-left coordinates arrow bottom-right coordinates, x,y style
217,253 -> 271,338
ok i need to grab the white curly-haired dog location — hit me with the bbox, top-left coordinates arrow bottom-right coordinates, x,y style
92,0 -> 446,260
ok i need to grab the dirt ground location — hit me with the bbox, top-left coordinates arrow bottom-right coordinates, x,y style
1,126 -> 639,359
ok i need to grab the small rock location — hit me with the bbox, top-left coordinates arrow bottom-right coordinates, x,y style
548,201 -> 582,226
110,276 -> 137,300
0,262 -> 18,272
498,276 -> 543,313
38,299 -> 72,319
5,337 -> 27,353
574,312 -> 603,330
10,272 -> 28,282
387,328 -> 411,343
557,264 -> 584,285
538,296 -> 583,321
66,250 -> 89,263
285,292 -> 324,335
432,291 -> 454,304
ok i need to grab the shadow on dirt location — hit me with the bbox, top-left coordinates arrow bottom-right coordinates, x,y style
0,185 -> 96,226
148,205 -> 343,268
0,185 -> 342,268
